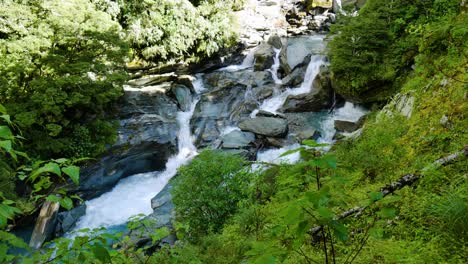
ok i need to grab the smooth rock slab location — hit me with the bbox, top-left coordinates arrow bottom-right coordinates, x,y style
221,131 -> 256,149
239,117 -> 288,137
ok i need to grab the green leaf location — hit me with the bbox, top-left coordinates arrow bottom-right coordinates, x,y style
92,243 -> 111,263
59,197 -> 73,210
0,115 -> 11,124
0,104 -> 6,114
62,165 -> 80,185
317,207 -> 334,222
0,140 -> 12,152
29,162 -> 62,182
279,148 -> 302,157
302,139 -> 329,148
0,126 -> 13,140
46,195 -> 60,203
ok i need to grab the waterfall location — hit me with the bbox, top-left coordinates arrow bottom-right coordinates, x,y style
268,48 -> 282,85
318,102 -> 368,145
251,55 -> 325,117
218,48 -> 256,72
72,80 -> 202,231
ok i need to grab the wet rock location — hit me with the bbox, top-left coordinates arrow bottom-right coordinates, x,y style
295,128 -> 321,142
266,137 -> 290,148
254,42 -> 275,71
239,117 -> 288,137
29,201 -> 60,249
55,204 -> 86,236
78,142 -> 175,200
221,131 -> 256,149
281,65 -> 333,112
204,70 -> 274,90
171,84 -> 192,111
257,110 -> 286,119
334,120 -> 357,133
128,183 -> 176,250
285,112 -> 324,143
127,73 -> 177,87
281,55 -> 311,87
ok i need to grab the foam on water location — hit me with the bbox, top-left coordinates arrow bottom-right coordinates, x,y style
73,80 -> 202,231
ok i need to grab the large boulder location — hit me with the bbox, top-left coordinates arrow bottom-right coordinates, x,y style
239,117 -> 288,137
254,35 -> 291,76
221,131 -> 256,149
285,112 -> 324,143
281,65 -> 333,112
334,116 -> 366,133
55,204 -> 87,237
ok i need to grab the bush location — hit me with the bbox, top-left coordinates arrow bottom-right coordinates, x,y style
172,150 -> 249,241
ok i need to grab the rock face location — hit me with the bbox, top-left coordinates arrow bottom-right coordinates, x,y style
29,201 -> 60,249
78,82 -> 181,199
379,92 -> 415,119
192,70 -> 275,147
239,117 -> 288,137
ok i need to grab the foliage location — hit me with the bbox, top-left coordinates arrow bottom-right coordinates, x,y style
0,0 -> 128,158
119,0 -> 239,63
172,150 -> 250,241
329,0 -> 462,102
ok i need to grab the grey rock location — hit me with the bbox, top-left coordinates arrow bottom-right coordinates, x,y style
171,84 -> 192,111
254,43 -> 275,71
334,115 -> 366,133
281,65 -> 333,112
55,204 -> 87,236
257,110 -> 286,119
239,117 -> 288,137
221,131 -> 255,149
127,73 -> 177,87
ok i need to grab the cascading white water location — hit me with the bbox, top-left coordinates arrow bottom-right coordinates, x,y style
318,102 -> 368,145
218,48 -> 256,72
256,143 -> 301,165
73,81 -> 202,231
251,55 -> 325,117
268,48 -> 282,85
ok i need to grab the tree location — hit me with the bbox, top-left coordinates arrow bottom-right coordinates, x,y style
0,0 -> 129,158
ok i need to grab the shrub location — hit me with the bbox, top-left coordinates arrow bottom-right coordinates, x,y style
172,150 -> 249,241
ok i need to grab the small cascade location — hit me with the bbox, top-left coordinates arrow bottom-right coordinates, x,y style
251,55 -> 325,117
218,48 -> 256,72
72,79 -> 203,231
256,143 -> 301,165
268,48 -> 282,84
318,102 -> 368,145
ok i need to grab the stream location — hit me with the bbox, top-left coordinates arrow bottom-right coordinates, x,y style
67,34 -> 367,236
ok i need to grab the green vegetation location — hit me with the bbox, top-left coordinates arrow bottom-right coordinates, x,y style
329,0 -> 463,102
1,0 -> 466,263
172,150 -> 250,241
